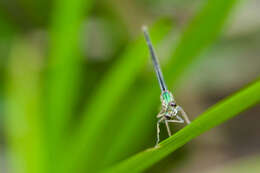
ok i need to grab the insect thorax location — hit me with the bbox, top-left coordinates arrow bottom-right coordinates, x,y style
161,91 -> 174,106
160,91 -> 178,117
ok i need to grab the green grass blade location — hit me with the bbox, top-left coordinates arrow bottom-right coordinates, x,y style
46,0 -> 92,154
104,0 -> 239,165
104,78 -> 260,173
5,38 -> 45,173
61,20 -> 172,172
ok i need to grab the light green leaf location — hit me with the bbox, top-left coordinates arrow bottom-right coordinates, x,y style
5,38 -> 45,173
45,0 -> 92,156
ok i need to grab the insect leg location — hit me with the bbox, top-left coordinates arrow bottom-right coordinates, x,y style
165,120 -> 172,137
164,115 -> 184,139
166,115 -> 184,123
156,111 -> 164,118
156,117 -> 164,146
176,106 -> 191,124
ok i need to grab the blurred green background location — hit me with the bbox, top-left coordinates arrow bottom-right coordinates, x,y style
0,0 -> 260,173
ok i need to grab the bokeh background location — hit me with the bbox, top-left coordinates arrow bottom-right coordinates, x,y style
0,0 -> 260,173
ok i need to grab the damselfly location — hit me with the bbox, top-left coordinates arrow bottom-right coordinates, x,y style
142,26 -> 191,146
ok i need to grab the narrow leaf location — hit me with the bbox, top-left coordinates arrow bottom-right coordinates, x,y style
5,38 -> 45,173
45,0 -> 92,157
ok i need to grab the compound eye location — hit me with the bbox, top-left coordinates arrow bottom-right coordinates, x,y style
170,102 -> 176,107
